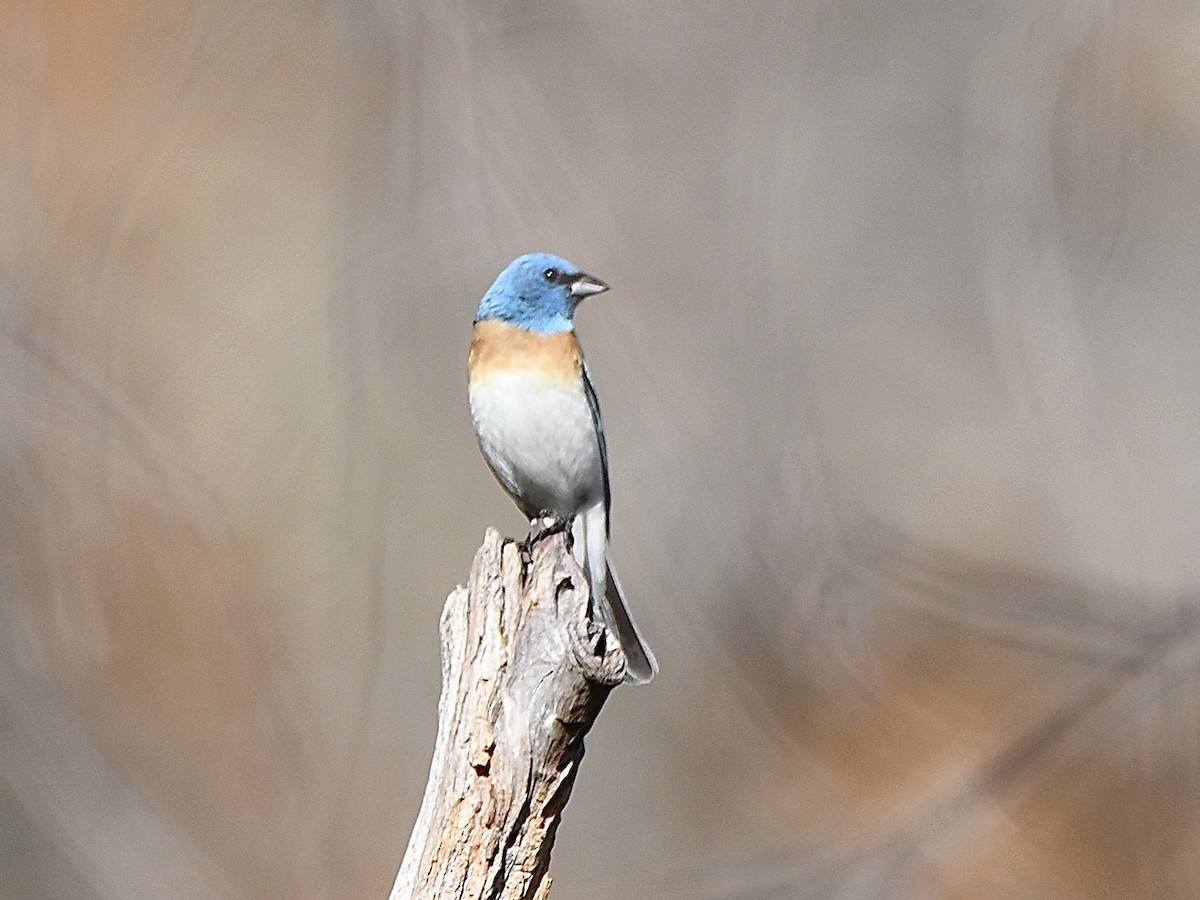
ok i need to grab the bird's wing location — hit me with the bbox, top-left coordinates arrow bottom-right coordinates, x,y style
580,360 -> 611,535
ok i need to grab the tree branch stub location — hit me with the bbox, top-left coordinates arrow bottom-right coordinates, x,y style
390,524 -> 626,900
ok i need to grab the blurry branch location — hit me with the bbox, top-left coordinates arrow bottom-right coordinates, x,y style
859,521 -> 1179,665
389,526 -> 625,900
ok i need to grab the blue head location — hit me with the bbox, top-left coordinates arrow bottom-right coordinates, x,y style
475,253 -> 609,334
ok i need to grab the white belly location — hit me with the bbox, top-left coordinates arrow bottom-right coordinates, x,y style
469,370 -> 603,518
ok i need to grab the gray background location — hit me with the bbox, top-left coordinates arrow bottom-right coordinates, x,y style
2,1 -> 1198,897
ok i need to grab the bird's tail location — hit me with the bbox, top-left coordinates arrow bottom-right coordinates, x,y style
576,505 -> 657,683
603,557 -> 658,684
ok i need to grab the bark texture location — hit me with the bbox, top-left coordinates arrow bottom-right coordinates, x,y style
390,525 -> 626,900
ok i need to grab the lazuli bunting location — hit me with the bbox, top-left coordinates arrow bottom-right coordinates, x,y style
467,253 -> 657,684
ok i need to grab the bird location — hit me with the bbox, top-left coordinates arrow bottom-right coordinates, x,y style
467,253 -> 657,684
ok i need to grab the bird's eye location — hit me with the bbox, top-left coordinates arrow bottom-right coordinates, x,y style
543,268 -> 558,283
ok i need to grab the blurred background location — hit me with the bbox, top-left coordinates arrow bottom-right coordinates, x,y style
2,1 -> 1198,897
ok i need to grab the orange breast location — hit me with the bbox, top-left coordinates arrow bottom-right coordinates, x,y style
469,320 -> 582,387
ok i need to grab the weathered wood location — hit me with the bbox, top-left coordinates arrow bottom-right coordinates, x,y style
390,525 -> 627,900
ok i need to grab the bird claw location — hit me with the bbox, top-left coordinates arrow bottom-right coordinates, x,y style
520,513 -> 572,557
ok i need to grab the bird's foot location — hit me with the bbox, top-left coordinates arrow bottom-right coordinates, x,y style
520,513 -> 572,557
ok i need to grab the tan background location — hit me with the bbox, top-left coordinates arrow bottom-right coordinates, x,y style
2,1 -> 1199,897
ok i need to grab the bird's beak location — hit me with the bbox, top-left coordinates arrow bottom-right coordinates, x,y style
569,272 -> 609,299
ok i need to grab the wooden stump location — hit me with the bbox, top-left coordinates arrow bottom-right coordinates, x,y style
389,525 -> 627,900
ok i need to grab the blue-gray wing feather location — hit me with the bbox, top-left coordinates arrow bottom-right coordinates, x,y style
580,361 -> 611,534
